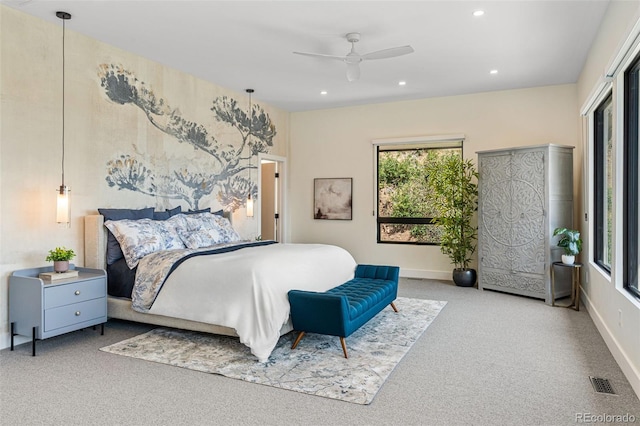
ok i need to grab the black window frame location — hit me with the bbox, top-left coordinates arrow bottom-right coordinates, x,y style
376,143 -> 463,245
624,54 -> 640,299
594,92 -> 613,274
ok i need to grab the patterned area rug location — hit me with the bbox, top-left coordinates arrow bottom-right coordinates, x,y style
100,297 -> 446,404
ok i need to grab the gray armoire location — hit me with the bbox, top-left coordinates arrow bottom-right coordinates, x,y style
477,144 -> 574,304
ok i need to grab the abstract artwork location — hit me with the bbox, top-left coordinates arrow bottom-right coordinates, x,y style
98,64 -> 276,212
314,178 -> 352,220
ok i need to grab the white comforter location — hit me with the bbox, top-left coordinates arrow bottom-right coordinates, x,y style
143,243 -> 357,362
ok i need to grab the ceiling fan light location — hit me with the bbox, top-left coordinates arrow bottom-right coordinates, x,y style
346,63 -> 360,82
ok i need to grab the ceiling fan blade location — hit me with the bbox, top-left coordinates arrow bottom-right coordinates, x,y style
361,45 -> 414,61
293,51 -> 346,61
346,63 -> 360,82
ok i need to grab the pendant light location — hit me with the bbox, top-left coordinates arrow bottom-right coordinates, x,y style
56,11 -> 72,226
245,88 -> 254,217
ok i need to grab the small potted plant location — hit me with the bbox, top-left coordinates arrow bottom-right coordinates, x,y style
46,247 -> 76,273
553,228 -> 582,265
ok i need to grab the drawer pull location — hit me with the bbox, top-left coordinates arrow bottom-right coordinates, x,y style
74,290 -> 81,296
75,311 -> 81,316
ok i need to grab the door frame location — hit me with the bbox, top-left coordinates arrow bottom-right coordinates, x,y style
258,153 -> 287,243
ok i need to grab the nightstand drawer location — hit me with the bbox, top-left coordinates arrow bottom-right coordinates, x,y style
44,279 -> 104,309
44,297 -> 106,331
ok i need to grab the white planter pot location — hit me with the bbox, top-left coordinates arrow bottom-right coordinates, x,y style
561,255 -> 575,265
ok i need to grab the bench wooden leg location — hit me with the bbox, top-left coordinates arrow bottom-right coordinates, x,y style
291,331 -> 305,350
340,337 -> 348,358
390,302 -> 398,312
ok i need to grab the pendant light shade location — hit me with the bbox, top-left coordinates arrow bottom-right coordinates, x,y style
56,11 -> 71,226
246,193 -> 254,217
56,185 -> 70,223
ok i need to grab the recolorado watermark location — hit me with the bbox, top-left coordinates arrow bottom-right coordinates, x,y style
576,413 -> 636,423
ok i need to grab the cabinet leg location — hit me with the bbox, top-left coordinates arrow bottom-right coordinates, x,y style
550,265 -> 556,306
10,322 -> 15,351
32,327 -> 37,357
574,271 -> 580,311
101,323 -> 104,336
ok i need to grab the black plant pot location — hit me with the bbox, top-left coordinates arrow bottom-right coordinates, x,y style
452,268 -> 477,287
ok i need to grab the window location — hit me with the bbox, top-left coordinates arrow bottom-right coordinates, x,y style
624,54 -> 640,298
376,142 -> 462,244
594,93 -> 613,273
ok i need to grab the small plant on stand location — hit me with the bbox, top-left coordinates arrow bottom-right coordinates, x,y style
46,247 -> 76,273
552,228 -> 582,265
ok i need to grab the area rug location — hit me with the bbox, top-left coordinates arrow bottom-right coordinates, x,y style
100,297 -> 446,404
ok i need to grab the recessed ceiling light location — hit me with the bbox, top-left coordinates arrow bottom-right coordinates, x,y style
490,69 -> 498,74
320,90 -> 327,95
398,81 -> 407,86
473,10 -> 485,17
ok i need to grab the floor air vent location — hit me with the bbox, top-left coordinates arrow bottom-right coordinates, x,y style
589,376 -> 616,395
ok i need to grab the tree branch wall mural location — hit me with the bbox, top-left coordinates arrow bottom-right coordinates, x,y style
98,64 -> 277,212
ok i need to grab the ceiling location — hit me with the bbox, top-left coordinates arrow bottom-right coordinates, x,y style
3,0 -> 610,112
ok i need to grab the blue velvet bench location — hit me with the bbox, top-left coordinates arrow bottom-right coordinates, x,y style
287,264 -> 399,358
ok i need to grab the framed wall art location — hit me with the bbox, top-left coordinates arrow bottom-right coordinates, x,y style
314,178 -> 353,220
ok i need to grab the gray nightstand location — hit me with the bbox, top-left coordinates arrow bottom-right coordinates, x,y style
9,266 -> 107,356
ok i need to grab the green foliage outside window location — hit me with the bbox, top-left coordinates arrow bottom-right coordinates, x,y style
378,148 -> 460,243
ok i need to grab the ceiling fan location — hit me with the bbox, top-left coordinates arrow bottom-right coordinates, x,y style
293,32 -> 414,82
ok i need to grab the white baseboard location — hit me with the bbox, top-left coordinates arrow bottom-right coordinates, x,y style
582,290 -> 640,399
400,268 -> 452,281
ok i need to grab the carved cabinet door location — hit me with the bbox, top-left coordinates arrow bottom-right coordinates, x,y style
479,153 -> 513,272
510,150 -> 546,275
479,149 -> 546,275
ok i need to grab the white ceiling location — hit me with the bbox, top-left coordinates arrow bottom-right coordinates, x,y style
3,0 -> 610,112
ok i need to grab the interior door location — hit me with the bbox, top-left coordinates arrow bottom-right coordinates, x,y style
261,161 -> 277,241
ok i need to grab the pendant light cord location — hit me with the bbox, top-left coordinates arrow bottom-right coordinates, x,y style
61,16 -> 66,188
246,88 -> 254,194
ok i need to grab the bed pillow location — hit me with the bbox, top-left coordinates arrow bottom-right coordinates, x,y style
211,214 -> 242,243
176,212 -> 241,247
179,212 -> 218,232
153,206 -> 182,220
179,228 -> 224,249
98,207 -> 154,265
184,207 -> 211,215
104,218 -> 185,269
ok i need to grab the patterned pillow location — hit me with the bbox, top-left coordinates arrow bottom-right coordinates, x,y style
175,212 -> 241,246
162,215 -> 188,249
179,212 -> 218,232
179,228 -> 224,249
98,207 -> 154,265
104,218 -> 185,269
211,215 -> 241,243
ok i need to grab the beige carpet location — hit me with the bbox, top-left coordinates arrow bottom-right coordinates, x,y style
100,297 -> 446,404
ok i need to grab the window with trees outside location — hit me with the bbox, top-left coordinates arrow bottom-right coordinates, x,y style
624,54 -> 640,299
594,93 -> 613,274
377,141 -> 462,244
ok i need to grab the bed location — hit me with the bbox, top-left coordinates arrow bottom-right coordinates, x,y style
84,211 -> 357,362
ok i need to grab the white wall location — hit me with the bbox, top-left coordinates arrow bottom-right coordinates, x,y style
0,6 -> 289,349
576,0 -> 640,397
289,84 -> 580,278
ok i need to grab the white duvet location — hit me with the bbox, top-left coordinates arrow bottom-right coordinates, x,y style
145,243 -> 357,362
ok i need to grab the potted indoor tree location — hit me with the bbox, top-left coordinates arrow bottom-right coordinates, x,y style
425,152 -> 479,287
553,227 -> 582,265
46,246 -> 76,273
